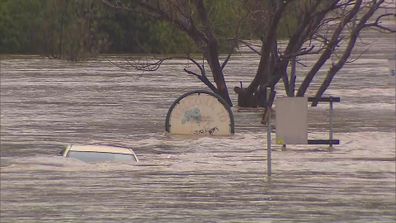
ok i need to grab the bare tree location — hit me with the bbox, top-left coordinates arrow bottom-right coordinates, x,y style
103,0 -> 395,115
306,0 -> 395,106
233,0 -> 394,123
102,0 -> 247,106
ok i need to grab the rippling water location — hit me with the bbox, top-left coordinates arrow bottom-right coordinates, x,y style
1,29 -> 395,222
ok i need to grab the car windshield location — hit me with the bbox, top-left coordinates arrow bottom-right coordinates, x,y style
67,151 -> 137,163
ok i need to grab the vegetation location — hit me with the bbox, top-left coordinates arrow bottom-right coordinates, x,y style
0,0 -> 296,57
1,0 -> 394,115
0,0 -> 182,59
102,0 -> 394,112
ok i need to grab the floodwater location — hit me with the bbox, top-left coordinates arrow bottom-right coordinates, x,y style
1,30 -> 395,222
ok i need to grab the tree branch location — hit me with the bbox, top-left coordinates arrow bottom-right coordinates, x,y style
311,0 -> 385,106
238,40 -> 261,55
183,68 -> 218,93
364,13 -> 396,32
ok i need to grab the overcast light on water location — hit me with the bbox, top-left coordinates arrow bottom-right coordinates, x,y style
1,25 -> 395,222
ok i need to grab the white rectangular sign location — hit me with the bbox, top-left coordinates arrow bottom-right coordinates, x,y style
275,97 -> 308,144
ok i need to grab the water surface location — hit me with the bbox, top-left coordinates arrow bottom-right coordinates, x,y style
1,29 -> 395,222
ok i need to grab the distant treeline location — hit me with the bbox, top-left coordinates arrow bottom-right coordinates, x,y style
0,0 -> 191,60
0,0 -> 295,60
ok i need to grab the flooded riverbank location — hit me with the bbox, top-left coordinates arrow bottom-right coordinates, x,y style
1,27 -> 395,222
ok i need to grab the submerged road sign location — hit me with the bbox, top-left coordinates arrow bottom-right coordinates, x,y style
274,96 -> 340,147
165,90 -> 234,136
275,97 -> 308,145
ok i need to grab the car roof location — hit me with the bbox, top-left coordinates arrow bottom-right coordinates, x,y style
67,144 -> 134,155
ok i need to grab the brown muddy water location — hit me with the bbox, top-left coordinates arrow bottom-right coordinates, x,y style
1,29 -> 395,222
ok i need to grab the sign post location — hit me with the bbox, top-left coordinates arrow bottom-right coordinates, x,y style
266,88 -> 272,177
329,97 -> 334,148
267,106 -> 272,177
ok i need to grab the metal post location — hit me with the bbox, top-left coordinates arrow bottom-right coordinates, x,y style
329,97 -> 334,148
266,88 -> 272,177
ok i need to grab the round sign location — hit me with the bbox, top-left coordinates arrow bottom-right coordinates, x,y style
165,90 -> 234,136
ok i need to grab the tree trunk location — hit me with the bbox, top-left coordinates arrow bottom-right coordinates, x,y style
233,1 -> 286,107
203,40 -> 233,106
196,0 -> 233,106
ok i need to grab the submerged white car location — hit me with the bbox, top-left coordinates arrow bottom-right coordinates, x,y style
61,144 -> 139,163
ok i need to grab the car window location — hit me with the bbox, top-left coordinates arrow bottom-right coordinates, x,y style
67,151 -> 137,163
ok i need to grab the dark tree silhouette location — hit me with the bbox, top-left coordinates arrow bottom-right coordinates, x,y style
103,0 -> 395,116
103,0 -> 242,106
